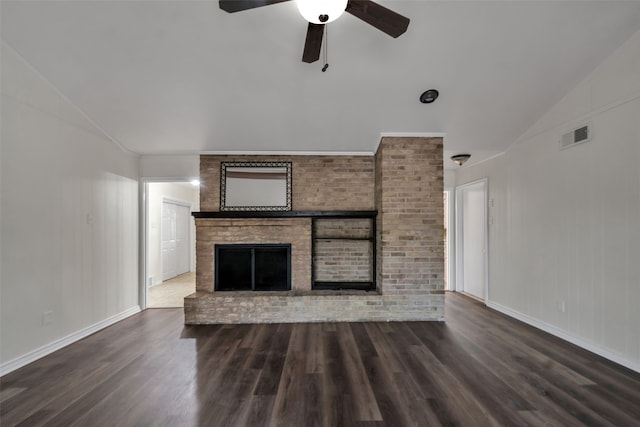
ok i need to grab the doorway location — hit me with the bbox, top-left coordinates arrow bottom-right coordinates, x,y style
146,181 -> 199,308
455,179 -> 488,301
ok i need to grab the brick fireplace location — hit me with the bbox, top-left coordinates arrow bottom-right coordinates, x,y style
184,137 -> 444,323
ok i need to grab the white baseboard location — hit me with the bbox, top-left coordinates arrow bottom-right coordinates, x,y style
0,305 -> 141,377
486,301 -> 639,374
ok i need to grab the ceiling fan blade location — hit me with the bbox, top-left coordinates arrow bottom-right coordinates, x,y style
346,0 -> 409,38
302,23 -> 324,63
219,0 -> 291,13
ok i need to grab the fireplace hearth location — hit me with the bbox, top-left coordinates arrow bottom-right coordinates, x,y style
215,244 -> 291,291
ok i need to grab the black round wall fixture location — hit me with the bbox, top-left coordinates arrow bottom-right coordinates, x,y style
420,89 -> 439,104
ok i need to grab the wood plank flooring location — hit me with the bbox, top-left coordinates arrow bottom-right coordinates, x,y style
2,293 -> 639,426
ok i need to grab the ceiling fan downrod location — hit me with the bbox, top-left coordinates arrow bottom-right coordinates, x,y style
322,25 -> 329,72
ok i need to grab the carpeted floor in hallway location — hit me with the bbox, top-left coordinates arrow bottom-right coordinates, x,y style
148,272 -> 195,308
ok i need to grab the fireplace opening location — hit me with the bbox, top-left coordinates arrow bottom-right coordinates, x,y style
215,244 -> 291,291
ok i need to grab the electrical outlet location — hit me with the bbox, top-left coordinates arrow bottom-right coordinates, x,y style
42,311 -> 53,326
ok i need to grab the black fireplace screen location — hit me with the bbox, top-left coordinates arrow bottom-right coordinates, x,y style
215,244 -> 291,291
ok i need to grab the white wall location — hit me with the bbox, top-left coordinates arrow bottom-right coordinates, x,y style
147,182 -> 199,286
1,43 -> 140,373
455,29 -> 640,371
140,155 -> 199,179
443,169 -> 456,189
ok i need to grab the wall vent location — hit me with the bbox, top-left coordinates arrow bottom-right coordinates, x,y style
560,125 -> 590,150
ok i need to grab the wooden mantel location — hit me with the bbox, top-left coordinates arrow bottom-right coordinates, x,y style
192,210 -> 377,219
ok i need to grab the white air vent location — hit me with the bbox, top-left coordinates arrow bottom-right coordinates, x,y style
560,125 -> 590,150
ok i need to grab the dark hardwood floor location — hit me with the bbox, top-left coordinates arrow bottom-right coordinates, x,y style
2,293 -> 639,426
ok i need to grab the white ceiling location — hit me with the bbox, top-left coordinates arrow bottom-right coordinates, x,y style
2,1 -> 640,169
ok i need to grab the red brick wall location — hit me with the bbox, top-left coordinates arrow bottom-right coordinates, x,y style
187,139 -> 444,323
313,218 -> 373,282
314,240 -> 373,282
375,137 -> 444,317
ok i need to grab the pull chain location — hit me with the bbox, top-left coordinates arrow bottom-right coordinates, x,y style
322,25 -> 329,72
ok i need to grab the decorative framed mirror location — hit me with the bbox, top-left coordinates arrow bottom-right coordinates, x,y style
220,162 -> 292,211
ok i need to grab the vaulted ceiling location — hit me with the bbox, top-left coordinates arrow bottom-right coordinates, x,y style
2,1 -> 640,168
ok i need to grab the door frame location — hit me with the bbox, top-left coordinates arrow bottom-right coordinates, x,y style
454,178 -> 489,302
444,188 -> 455,291
139,178 -> 197,310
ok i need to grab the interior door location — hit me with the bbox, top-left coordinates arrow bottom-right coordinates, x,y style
161,201 -> 177,281
456,180 -> 488,300
175,204 -> 190,276
162,200 -> 190,282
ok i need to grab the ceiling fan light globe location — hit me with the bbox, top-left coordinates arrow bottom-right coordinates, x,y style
451,154 -> 471,166
297,0 -> 348,24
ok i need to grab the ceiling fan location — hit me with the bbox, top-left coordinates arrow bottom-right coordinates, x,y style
219,0 -> 410,63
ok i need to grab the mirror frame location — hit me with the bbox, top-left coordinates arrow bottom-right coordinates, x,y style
220,161 -> 292,211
